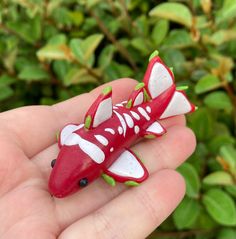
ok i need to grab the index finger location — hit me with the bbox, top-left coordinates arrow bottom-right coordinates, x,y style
0,78 -> 137,158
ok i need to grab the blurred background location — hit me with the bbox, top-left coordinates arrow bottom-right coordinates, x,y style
0,0 -> 236,238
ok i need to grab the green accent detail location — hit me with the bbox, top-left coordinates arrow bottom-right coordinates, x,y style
176,85 -> 189,91
102,174 -> 116,186
135,82 -> 145,90
125,181 -> 140,187
102,86 -> 112,95
143,89 -> 151,102
56,131 -> 59,141
144,134 -> 156,139
149,50 -> 159,61
169,67 -> 174,74
126,99 -> 133,109
132,150 -> 145,164
85,115 -> 92,129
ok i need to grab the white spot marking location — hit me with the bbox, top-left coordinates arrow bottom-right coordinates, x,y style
95,135 -> 108,146
108,150 -> 144,178
138,107 -> 150,121
123,113 -> 134,128
65,133 -> 105,164
93,98 -> 112,127
146,106 -> 151,113
110,147 -> 114,152
60,124 -> 84,146
115,103 -> 124,107
114,111 -> 126,136
105,128 -> 115,135
134,125 -> 140,134
133,92 -> 144,106
130,111 -> 140,120
113,106 -> 118,109
118,126 -> 123,134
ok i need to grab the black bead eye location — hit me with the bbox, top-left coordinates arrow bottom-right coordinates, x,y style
51,159 -> 56,168
79,178 -> 88,187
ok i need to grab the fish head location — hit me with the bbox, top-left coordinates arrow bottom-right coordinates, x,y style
48,143 -> 102,198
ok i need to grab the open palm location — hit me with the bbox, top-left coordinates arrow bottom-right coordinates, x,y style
0,79 -> 196,239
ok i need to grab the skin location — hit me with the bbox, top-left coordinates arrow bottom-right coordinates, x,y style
0,78 -> 196,239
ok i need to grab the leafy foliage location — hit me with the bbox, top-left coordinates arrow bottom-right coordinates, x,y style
1,0 -> 236,238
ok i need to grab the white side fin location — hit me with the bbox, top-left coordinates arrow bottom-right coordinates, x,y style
84,86 -> 113,129
144,121 -> 166,137
59,124 -> 84,147
143,57 -> 174,99
160,91 -> 194,119
105,149 -> 149,183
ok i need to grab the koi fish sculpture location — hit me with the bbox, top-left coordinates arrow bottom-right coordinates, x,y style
49,53 -> 196,198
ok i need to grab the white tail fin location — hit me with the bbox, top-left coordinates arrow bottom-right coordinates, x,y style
143,56 -> 174,99
160,90 -> 195,119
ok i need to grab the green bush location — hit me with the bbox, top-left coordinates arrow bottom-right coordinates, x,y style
1,0 -> 236,238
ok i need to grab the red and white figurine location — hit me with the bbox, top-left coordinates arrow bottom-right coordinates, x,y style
49,53 -> 196,198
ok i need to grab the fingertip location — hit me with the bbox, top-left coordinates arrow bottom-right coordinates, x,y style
153,169 -> 186,203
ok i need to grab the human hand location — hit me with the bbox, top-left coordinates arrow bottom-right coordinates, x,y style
0,79 -> 196,239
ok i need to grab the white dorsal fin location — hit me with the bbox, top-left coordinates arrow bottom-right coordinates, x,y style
126,83 -> 148,108
105,149 -> 149,183
160,91 -> 194,119
144,121 -> 166,137
84,86 -> 113,129
143,57 -> 174,99
59,124 -> 84,147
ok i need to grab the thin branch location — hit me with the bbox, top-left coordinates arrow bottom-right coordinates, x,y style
89,9 -> 138,71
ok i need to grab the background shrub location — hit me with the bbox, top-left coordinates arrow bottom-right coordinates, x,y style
1,0 -> 236,238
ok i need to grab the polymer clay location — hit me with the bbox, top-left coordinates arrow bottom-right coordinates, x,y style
48,53 -> 196,198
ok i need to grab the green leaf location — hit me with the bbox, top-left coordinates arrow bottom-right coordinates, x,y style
203,171 -> 234,186
203,188 -> 236,226
0,74 -> 15,87
48,34 -> 67,45
130,37 -> 150,54
217,228 -> 236,239
69,39 -> 84,62
37,44 -> 71,61
225,185 -> 236,199
204,91 -> 233,111
70,34 -> 103,64
216,0 -> 236,24
206,30 -> 236,46
163,29 -> 194,49
98,45 -> 115,69
0,86 -> 14,101
149,3 -> 192,28
82,34 -> 104,61
177,163 -> 200,198
195,74 -> 222,94
18,66 -> 49,81
64,68 -> 98,86
189,108 -> 214,140
173,197 -> 200,229
220,145 -> 236,173
151,20 -> 169,46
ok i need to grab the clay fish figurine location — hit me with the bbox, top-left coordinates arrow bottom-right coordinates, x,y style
49,53 -> 196,198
